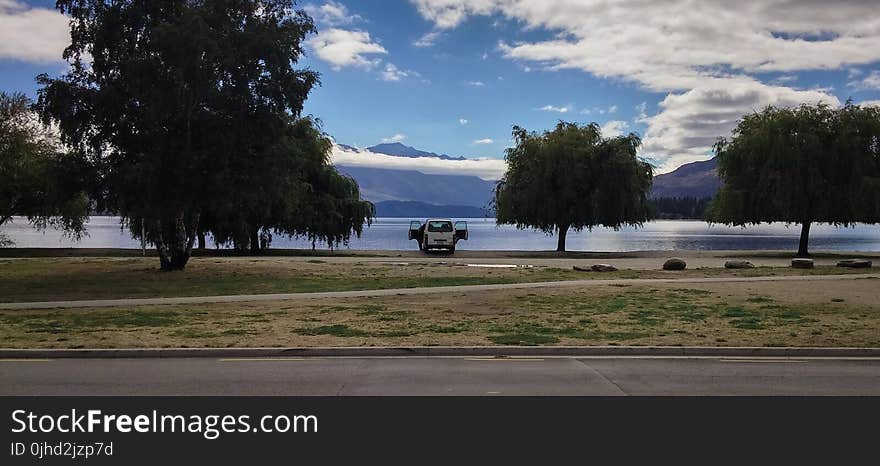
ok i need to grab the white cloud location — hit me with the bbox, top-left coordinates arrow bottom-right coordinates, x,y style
331,144 -> 506,180
381,63 -> 409,81
473,138 -> 494,145
459,118 -> 468,125
635,102 -> 648,122
538,105 -> 570,113
860,100 -> 880,108
0,0 -> 69,63
304,1 -> 361,27
381,133 -> 407,143
413,31 -> 443,47
600,120 -> 628,137
307,28 -> 387,70
412,0 -> 876,170
642,78 -> 839,173
607,105 -> 617,114
849,70 -> 880,91
465,80 -> 486,87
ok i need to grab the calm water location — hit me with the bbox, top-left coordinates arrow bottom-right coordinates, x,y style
3,216 -> 880,252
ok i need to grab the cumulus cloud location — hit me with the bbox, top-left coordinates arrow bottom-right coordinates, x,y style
413,31 -> 443,47
381,63 -> 409,81
473,138 -> 494,144
0,0 -> 69,63
331,144 -> 506,180
600,120 -> 628,137
641,78 -> 839,173
860,100 -> 880,108
459,118 -> 468,125
304,1 -> 361,27
412,0 -> 873,170
538,105 -> 570,113
307,28 -> 387,70
381,134 -> 407,143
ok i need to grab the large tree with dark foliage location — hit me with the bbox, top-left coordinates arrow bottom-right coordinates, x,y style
37,0 -> 371,269
494,122 -> 653,252
0,92 -> 91,246
709,102 -> 880,257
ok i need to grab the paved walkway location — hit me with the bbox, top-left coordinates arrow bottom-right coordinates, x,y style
2,273 -> 878,310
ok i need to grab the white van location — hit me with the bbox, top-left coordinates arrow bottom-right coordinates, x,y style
408,219 -> 468,253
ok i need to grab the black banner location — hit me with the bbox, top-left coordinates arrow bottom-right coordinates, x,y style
1,397 -> 875,464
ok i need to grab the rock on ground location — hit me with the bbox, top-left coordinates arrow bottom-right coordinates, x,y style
791,258 -> 815,269
663,258 -> 687,271
837,259 -> 872,268
724,260 -> 755,269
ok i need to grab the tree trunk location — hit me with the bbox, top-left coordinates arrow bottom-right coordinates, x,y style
156,212 -> 198,271
556,224 -> 570,252
197,231 -> 206,250
797,221 -> 811,258
250,228 -> 260,254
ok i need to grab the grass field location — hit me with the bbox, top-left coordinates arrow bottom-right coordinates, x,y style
2,279 -> 878,348
0,256 -> 870,302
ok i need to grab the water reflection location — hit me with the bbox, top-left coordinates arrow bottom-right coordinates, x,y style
3,216 -> 880,252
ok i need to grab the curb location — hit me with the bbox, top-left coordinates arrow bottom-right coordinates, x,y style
2,346 -> 879,359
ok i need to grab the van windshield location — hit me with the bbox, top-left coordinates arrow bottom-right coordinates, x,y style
427,221 -> 453,232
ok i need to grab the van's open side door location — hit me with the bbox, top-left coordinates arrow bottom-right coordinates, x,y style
454,221 -> 468,242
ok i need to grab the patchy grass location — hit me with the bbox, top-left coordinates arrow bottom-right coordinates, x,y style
0,257 -> 871,303
3,279 -> 879,349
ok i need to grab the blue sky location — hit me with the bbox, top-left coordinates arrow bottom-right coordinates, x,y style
3,0 -> 880,177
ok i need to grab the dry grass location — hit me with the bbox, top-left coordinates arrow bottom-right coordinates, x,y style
0,256 -> 869,302
2,278 -> 878,348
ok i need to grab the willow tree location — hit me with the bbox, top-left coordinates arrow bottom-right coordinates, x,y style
495,122 -> 653,252
0,92 -> 91,246
207,117 -> 374,252
709,102 -> 880,257
37,0 -> 321,270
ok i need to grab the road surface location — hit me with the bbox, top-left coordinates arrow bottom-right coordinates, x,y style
2,356 -> 879,395
2,272 -> 877,310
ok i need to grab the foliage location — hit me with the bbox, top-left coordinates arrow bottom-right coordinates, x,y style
36,0 -> 370,268
650,197 -> 711,220
709,102 -> 880,256
0,91 -> 91,246
494,122 -> 653,251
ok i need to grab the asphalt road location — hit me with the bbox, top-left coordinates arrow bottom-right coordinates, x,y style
2,356 -> 879,395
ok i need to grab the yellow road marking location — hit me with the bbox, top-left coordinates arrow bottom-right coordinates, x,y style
0,359 -> 51,362
219,358 -> 307,362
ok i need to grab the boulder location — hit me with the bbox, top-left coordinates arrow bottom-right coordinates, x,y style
837,259 -> 873,269
662,258 -> 687,271
724,260 -> 755,269
791,258 -> 814,269
591,264 -> 618,272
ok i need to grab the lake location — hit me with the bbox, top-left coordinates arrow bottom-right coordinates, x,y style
4,216 -> 880,252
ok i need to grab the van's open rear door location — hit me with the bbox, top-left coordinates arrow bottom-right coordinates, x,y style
408,221 -> 422,240
454,221 -> 468,241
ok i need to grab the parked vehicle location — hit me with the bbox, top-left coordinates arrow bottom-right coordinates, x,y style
409,218 -> 468,253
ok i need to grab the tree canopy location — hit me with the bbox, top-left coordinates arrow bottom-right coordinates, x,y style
36,0 -> 372,268
0,91 -> 91,246
709,102 -> 880,257
494,122 -> 654,252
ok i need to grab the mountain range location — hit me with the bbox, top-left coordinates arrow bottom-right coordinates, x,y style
335,143 -> 720,217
